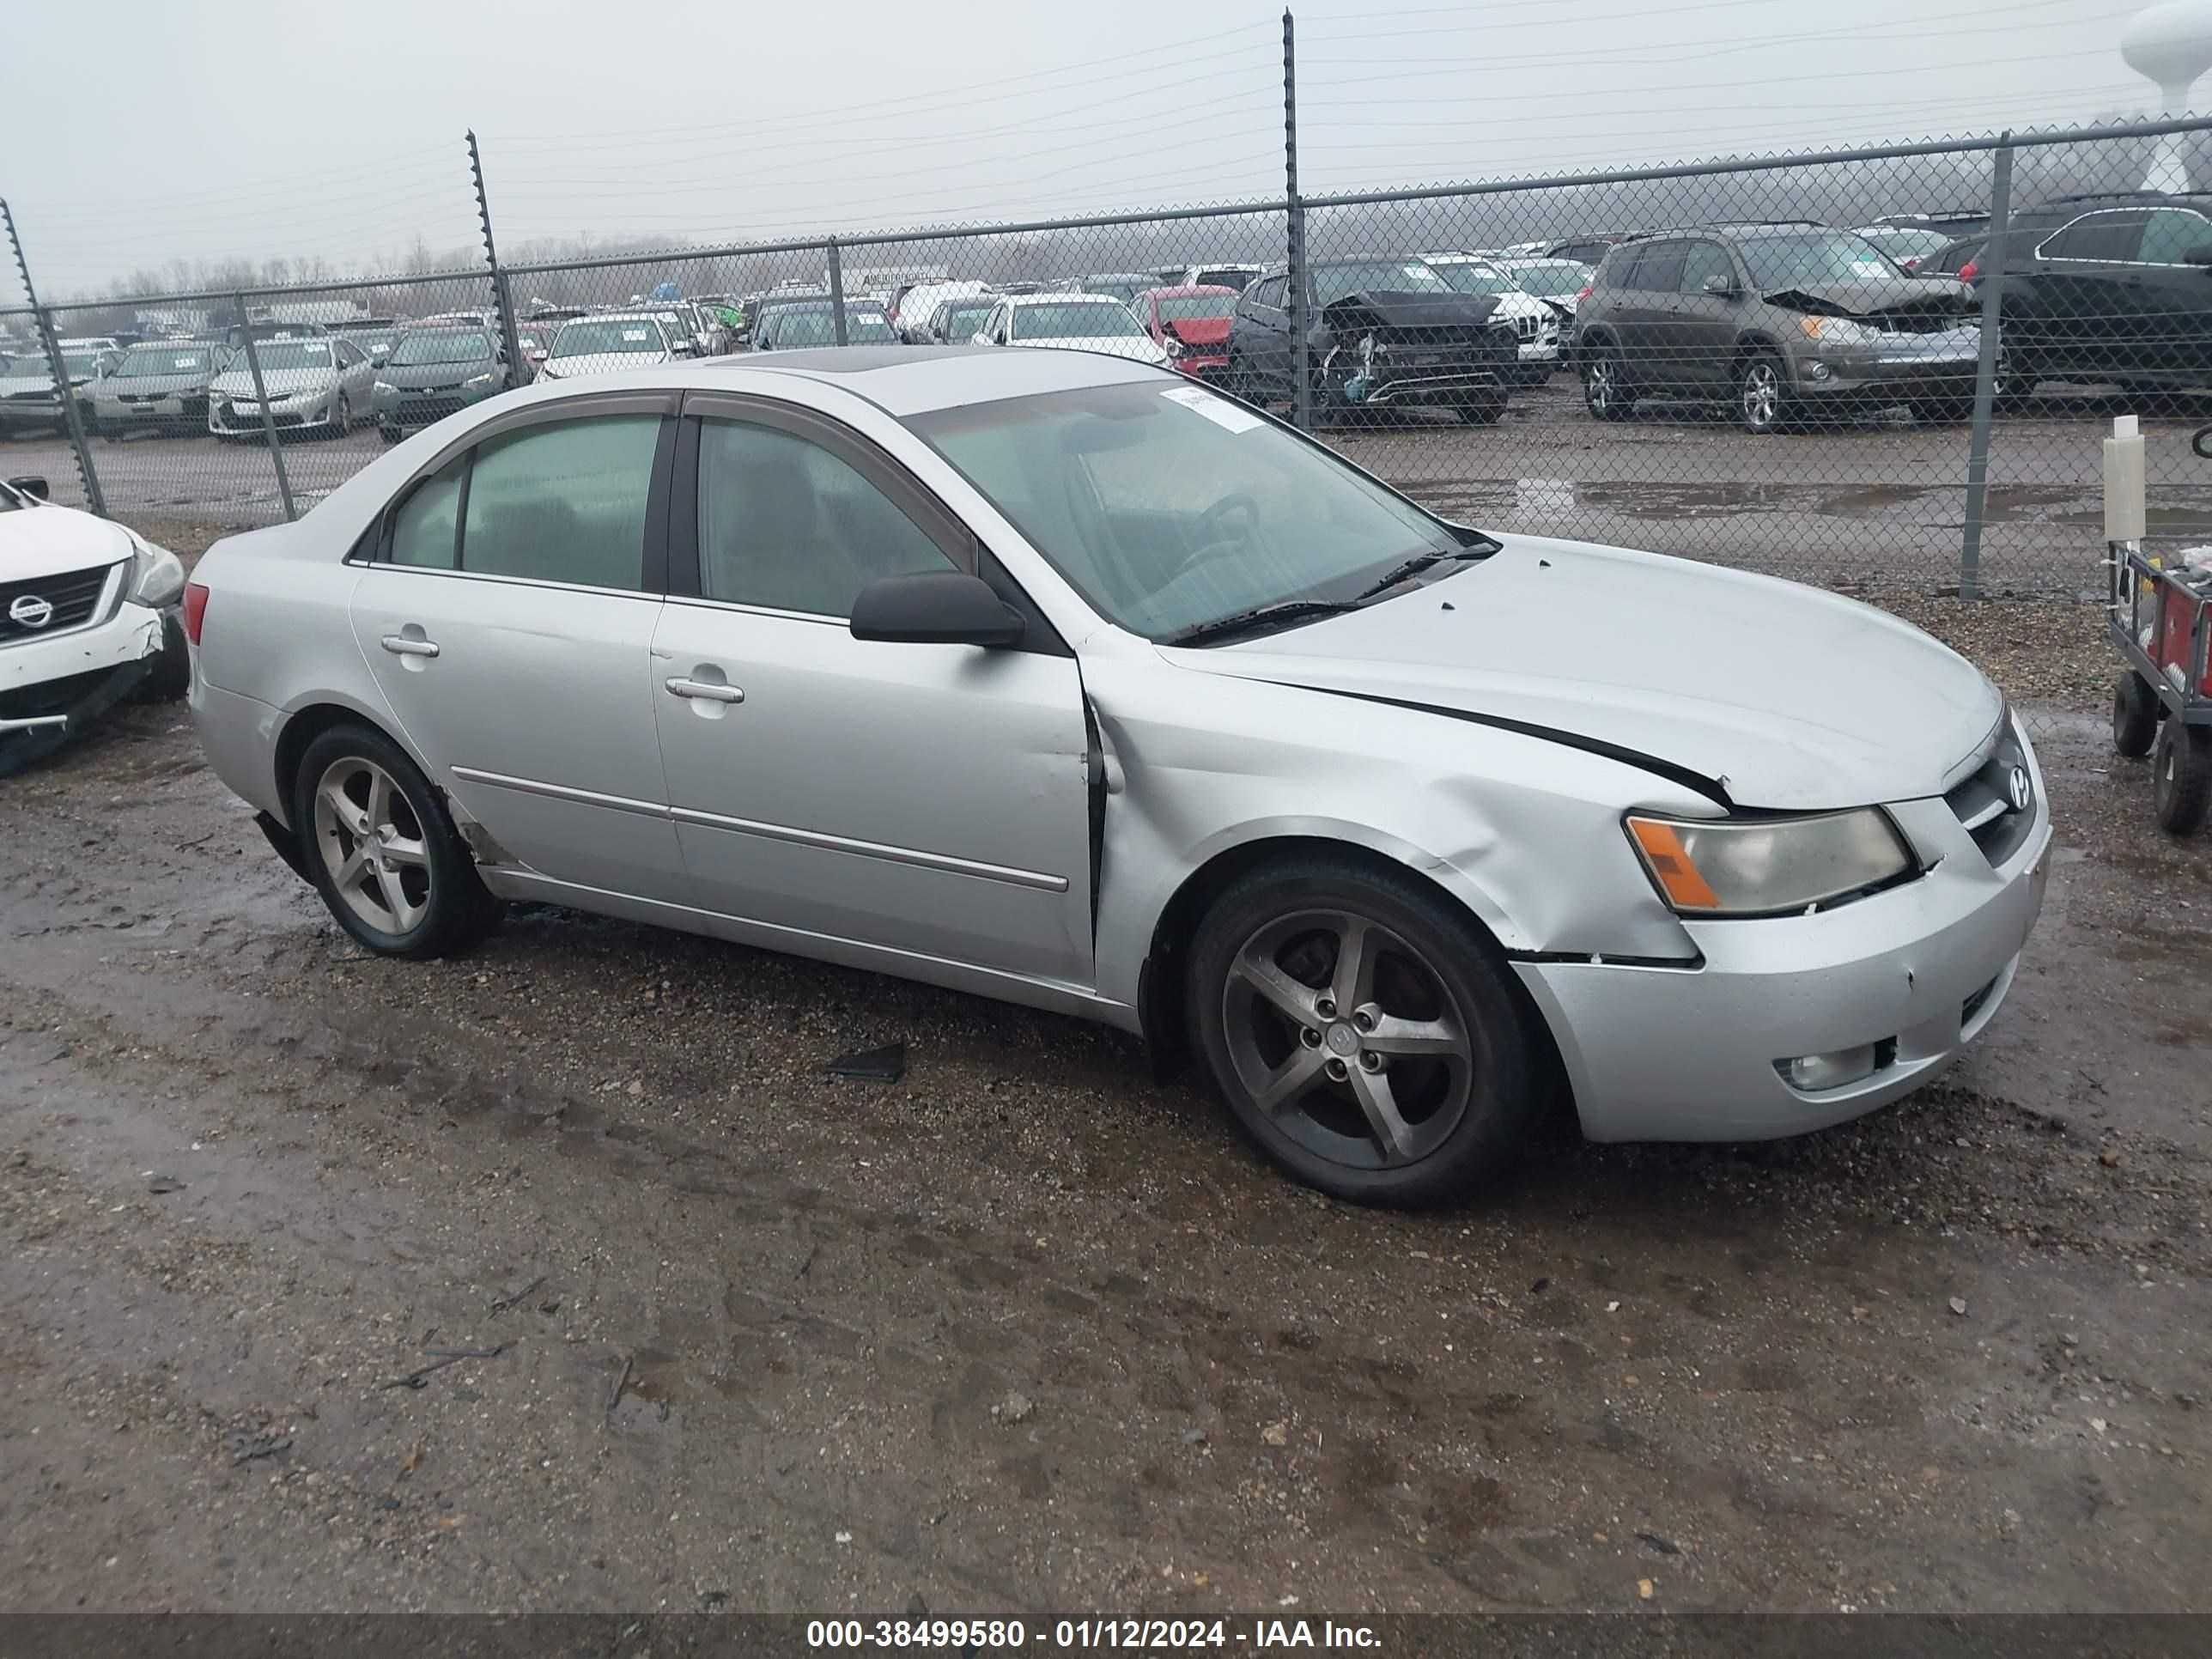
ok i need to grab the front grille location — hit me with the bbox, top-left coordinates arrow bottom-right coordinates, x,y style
1512,313 -> 1545,340
1943,720 -> 2036,868
396,397 -> 465,425
0,562 -> 116,641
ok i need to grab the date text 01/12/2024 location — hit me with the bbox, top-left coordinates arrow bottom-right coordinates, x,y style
804,1619 -> 1382,1649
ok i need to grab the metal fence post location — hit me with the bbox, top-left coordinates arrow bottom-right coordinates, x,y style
234,295 -> 297,523
1960,133 -> 2014,602
827,239 -> 848,345
3,198 -> 106,517
467,130 -> 527,386
1282,9 -> 1313,432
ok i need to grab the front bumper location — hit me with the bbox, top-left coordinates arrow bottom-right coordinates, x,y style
94,395 -> 210,430
1345,363 -> 1511,405
0,599 -> 168,764
1517,764 -> 2053,1143
1795,331 -> 1983,398
374,391 -> 483,431
208,394 -> 334,434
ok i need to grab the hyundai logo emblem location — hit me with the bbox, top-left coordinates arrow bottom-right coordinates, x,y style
7,593 -> 54,630
2007,764 -> 2033,814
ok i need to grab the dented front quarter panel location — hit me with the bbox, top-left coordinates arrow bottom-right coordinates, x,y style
1078,636 -> 1711,1015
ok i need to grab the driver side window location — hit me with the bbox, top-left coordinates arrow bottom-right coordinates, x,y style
696,418 -> 957,618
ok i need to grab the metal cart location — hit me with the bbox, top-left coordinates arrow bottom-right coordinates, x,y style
2104,422 -> 2212,836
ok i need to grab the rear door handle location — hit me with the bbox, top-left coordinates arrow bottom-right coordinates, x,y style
664,677 -> 743,704
380,635 -> 440,658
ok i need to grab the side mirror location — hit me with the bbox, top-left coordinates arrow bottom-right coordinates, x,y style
849,570 -> 1024,648
1701,273 -> 1738,296
8,474 -> 51,500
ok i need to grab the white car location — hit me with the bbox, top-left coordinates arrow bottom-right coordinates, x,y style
1423,253 -> 1563,386
206,335 -> 377,439
538,314 -> 681,382
971,294 -> 1170,366
1,474 -> 187,774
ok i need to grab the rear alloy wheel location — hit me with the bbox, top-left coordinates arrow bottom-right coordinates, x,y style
1581,346 -> 1632,421
1189,855 -> 1540,1206
2112,671 -> 2160,758
1737,352 -> 1789,434
291,724 -> 497,957
331,392 -> 352,436
2152,719 -> 2212,836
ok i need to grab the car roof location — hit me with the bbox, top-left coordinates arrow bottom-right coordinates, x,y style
1133,283 -> 1237,298
688,343 -> 1166,415
1006,291 -> 1124,304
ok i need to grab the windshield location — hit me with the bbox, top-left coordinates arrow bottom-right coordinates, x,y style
943,302 -> 997,337
1012,301 -> 1144,341
908,380 -> 1467,641
115,346 -> 216,377
551,319 -> 667,357
1155,293 -> 1238,321
1857,226 -> 1954,259
236,342 -> 335,374
764,308 -> 896,346
1427,261 -> 1517,297
1501,262 -> 1589,296
60,351 -> 106,378
1739,233 -> 1905,289
1193,268 -> 1256,289
390,330 -> 495,367
1081,278 -> 1147,304
1314,261 -> 1452,304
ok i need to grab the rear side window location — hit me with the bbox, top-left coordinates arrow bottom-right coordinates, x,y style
2042,210 -> 2150,264
460,416 -> 660,589
389,457 -> 464,569
1624,241 -> 1688,292
2138,209 -> 2212,265
1679,242 -> 1735,293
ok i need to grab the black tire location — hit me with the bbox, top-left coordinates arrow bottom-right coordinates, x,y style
1454,392 -> 1508,425
331,392 -> 352,437
1580,343 -> 1633,421
379,423 -> 402,446
2112,671 -> 2160,758
289,722 -> 498,958
1994,349 -> 2038,413
1187,852 -> 1544,1206
133,612 -> 190,703
2152,719 -> 2212,836
1736,350 -> 1790,434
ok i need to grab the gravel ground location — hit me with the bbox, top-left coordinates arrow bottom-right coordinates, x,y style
0,519 -> 2206,1618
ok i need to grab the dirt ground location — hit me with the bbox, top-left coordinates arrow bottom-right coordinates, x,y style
0,526 -> 2208,1617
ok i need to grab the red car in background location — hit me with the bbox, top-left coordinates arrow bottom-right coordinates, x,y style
1132,284 -> 1240,383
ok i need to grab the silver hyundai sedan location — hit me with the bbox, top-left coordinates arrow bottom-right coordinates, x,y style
186,347 -> 2050,1206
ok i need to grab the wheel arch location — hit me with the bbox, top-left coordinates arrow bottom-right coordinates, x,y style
1133,832 -> 1567,1103
270,695 -> 416,829
1731,331 -> 1797,390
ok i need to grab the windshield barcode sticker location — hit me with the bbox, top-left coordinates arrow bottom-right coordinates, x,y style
1161,384 -> 1264,433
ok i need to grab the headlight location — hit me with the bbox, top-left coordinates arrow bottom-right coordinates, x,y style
1625,808 -> 1913,917
127,533 -> 185,607
1797,316 -> 1881,344
463,371 -> 497,389
373,380 -> 396,395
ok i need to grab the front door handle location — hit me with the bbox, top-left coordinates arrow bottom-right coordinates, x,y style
665,676 -> 743,704
380,635 -> 440,659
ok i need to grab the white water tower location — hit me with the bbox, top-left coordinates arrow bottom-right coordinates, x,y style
2123,0 -> 2212,189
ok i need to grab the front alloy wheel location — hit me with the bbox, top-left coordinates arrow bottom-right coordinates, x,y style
1189,855 -> 1540,1206
1738,354 -> 1787,434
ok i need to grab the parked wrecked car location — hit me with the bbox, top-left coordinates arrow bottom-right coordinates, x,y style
2,473 -> 188,775
207,335 -> 377,439
1227,258 -> 1517,423
1573,225 -> 1991,431
88,340 -> 234,437
373,325 -> 516,443
0,345 -> 118,437
185,346 -> 2050,1206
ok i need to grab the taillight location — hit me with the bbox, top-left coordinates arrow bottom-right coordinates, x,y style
182,580 -> 209,646
1575,284 -> 1594,305
1958,259 -> 1978,283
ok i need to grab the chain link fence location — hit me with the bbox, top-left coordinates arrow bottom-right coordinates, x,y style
8,116 -> 2212,611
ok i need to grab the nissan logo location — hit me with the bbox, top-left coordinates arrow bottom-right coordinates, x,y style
7,593 -> 54,630
2007,764 -> 2033,814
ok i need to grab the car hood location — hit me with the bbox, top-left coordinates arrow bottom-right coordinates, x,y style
1320,290 -> 1502,328
0,372 -> 64,396
379,361 -> 496,388
1759,277 -> 1975,321
209,367 -> 337,397
1164,317 -> 1232,348
1173,534 -> 2000,811
540,350 -> 672,377
1012,336 -> 1170,364
97,372 -> 216,395
0,498 -> 131,581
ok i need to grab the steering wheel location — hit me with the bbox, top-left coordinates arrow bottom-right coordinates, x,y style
1169,493 -> 1262,585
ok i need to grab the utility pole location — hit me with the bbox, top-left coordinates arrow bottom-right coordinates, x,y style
2,198 -> 106,517
1960,134 -> 2014,603
467,131 -> 527,386
1283,10 -> 1313,432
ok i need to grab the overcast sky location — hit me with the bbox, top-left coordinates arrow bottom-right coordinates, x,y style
0,0 -> 2171,298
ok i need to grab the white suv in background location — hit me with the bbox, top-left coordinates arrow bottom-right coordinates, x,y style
1422,252 -> 1564,386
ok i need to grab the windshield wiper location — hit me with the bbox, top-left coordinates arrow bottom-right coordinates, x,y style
1157,599 -> 1361,648
1347,545 -> 1486,605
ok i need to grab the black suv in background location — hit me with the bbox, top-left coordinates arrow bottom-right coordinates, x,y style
1571,222 -> 1984,431
1227,258 -> 1519,423
1979,193 -> 2212,398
